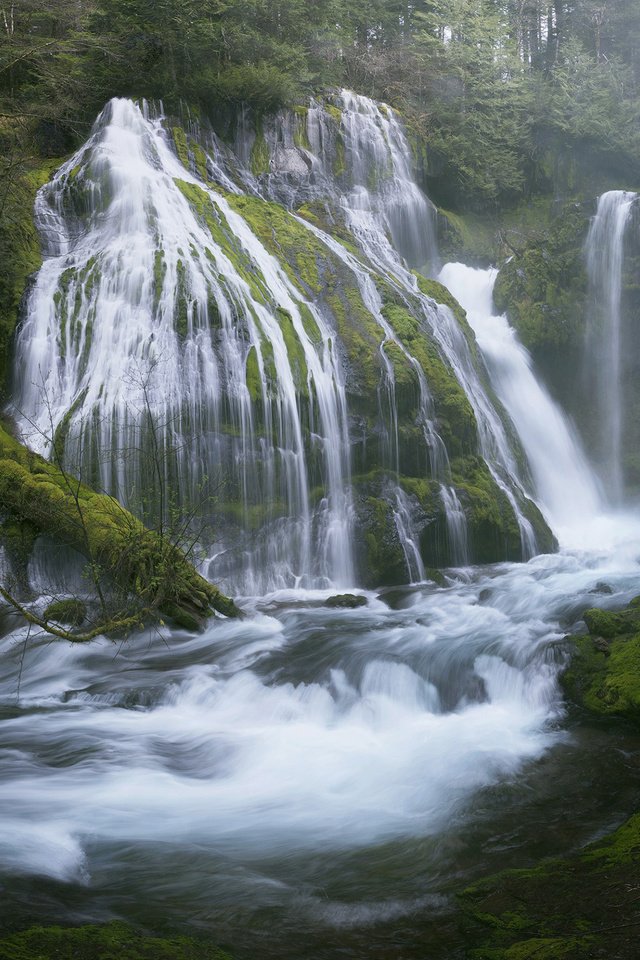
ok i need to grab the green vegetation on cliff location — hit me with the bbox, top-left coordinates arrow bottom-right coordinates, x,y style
493,203 -> 592,356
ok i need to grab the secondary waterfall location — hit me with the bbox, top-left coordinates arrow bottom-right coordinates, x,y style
440,263 -> 601,539
585,190 -> 637,502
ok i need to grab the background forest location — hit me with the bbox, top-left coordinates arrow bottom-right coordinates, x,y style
2,0 -> 640,213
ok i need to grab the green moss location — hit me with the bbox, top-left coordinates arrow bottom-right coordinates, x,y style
333,134 -> 346,178
175,179 -> 270,304
493,202 -> 590,355
292,106 -> 311,151
250,126 -> 270,176
295,201 -> 358,255
325,104 -> 342,125
562,605 -> 640,719
227,194 -> 322,295
460,808 -> 640,960
175,258 -> 189,337
381,302 -> 478,456
276,307 -> 308,390
44,598 -> 87,626
245,346 -> 262,402
0,921 -> 232,959
356,491 -> 408,587
172,126 -> 190,169
0,159 -> 62,399
0,426 -> 240,627
153,250 -> 166,309
191,142 -> 209,182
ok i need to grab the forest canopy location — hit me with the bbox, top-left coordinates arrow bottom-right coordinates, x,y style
1,0 -> 640,210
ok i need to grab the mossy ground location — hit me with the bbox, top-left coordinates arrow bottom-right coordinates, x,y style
459,811 -> 640,959
0,922 -> 231,960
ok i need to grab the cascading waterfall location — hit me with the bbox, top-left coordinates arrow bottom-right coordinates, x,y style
12,99 -> 354,593
440,263 -> 601,539
300,93 -> 538,558
585,190 -> 637,502
11,91 -> 554,590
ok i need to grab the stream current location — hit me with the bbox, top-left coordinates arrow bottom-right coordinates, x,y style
2,514 -> 640,958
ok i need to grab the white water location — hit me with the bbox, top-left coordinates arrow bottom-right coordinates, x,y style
2,522 -> 640,947
585,190 -> 637,501
440,263 -> 601,541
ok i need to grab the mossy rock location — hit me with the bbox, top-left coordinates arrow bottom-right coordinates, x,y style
351,482 -> 413,588
0,159 -> 63,400
459,812 -> 640,960
324,593 -> 367,608
0,921 -> 231,959
492,202 -> 592,363
561,596 -> 640,719
0,425 -> 240,630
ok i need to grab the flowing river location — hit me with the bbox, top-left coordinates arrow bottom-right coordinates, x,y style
2,511 -> 640,957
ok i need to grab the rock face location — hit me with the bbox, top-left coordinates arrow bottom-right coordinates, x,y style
495,193 -> 640,496
5,93 -> 555,595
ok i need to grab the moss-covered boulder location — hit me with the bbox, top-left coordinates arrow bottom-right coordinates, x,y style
561,597 -> 640,719
0,426 -> 240,631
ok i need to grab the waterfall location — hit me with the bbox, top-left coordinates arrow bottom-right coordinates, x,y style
585,190 -> 637,502
440,263 -> 601,540
305,94 -> 538,557
11,93 -> 553,590
12,99 -> 354,593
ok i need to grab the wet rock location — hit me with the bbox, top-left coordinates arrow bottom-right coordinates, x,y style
324,593 -> 367,608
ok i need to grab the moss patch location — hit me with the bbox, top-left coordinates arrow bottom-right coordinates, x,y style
0,921 -> 231,959
0,159 -> 62,399
562,596 -> 640,719
43,598 -> 87,626
493,202 -> 591,356
460,812 -> 640,960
